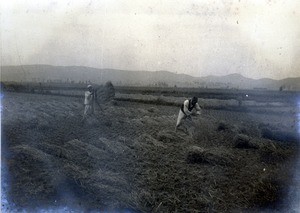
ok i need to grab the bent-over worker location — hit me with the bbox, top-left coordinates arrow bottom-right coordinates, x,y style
175,96 -> 201,131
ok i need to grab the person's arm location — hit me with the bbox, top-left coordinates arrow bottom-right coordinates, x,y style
85,91 -> 92,104
195,103 -> 201,114
195,103 -> 201,111
183,100 -> 192,115
87,92 -> 93,102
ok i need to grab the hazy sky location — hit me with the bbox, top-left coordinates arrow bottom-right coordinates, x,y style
1,0 -> 300,79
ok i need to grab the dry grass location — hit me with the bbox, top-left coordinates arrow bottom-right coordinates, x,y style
2,91 -> 298,212
186,146 -> 234,166
233,134 -> 259,149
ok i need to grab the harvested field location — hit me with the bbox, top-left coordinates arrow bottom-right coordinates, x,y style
1,90 -> 299,212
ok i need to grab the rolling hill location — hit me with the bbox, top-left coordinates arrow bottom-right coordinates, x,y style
1,65 -> 299,90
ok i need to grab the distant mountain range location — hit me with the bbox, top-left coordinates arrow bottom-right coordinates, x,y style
1,65 -> 300,90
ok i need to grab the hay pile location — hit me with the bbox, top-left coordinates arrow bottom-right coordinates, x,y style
186,145 -> 234,166
217,121 -> 232,131
133,134 -> 166,150
156,130 -> 186,143
9,137 -> 134,209
233,134 -> 259,149
10,145 -> 60,206
95,81 -> 115,104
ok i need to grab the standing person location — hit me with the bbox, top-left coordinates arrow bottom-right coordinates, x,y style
175,96 -> 201,131
82,85 -> 94,122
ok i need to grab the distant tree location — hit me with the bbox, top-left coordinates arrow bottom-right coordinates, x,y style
279,86 -> 283,91
156,81 -> 168,87
279,85 -> 285,91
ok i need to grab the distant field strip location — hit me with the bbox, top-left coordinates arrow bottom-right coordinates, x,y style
115,93 -> 290,109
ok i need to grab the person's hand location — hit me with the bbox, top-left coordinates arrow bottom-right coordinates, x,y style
191,111 -> 197,116
196,111 -> 201,115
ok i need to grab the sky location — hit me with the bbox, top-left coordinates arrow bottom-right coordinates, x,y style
1,0 -> 300,79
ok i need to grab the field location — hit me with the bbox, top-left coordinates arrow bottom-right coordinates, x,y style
1,85 -> 299,212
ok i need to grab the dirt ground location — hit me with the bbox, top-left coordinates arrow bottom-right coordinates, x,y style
1,92 -> 299,212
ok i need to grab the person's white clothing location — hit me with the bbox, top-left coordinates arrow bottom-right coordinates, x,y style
176,99 -> 201,128
176,109 -> 186,127
84,105 -> 93,117
182,100 -> 201,115
84,91 -> 93,105
83,90 -> 94,118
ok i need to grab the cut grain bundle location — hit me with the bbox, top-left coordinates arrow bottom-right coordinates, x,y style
63,139 -> 108,168
186,146 -> 234,166
96,137 -> 130,155
36,143 -> 68,159
157,130 -> 186,143
147,107 -> 158,113
233,134 -> 259,149
133,134 -> 166,150
140,116 -> 159,126
12,145 -> 57,173
10,145 -> 60,204
217,121 -> 234,132
61,163 -> 132,208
